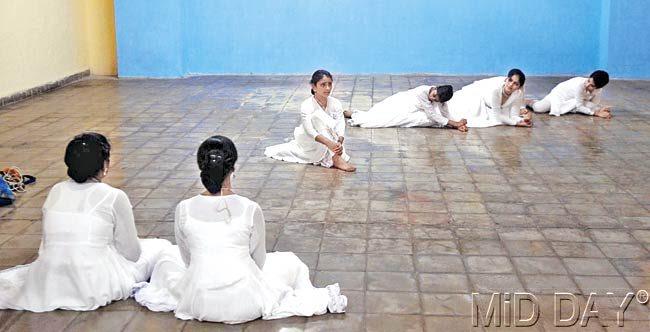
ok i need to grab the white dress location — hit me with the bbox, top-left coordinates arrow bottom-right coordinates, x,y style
134,194 -> 346,324
348,85 -> 450,128
533,77 -> 603,116
0,180 -> 171,312
264,96 -> 350,168
447,77 -> 524,128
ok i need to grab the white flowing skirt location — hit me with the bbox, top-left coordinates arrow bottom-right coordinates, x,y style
134,247 -> 341,323
0,238 -> 171,312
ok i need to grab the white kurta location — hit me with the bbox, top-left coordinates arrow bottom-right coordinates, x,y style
264,96 -> 349,167
133,194 -> 346,324
533,77 -> 603,116
447,77 -> 524,128
348,85 -> 450,128
0,180 -> 171,312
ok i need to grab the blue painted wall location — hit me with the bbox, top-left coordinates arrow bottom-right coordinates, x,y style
114,0 -> 648,78
605,0 -> 650,78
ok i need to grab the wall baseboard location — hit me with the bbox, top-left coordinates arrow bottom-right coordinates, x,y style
0,70 -> 91,107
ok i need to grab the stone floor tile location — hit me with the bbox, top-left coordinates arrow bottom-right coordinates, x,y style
367,272 -> 417,291
596,243 -> 648,259
469,273 -> 525,293
65,311 -> 136,332
563,258 -> 620,276
368,238 -> 413,254
365,291 -> 421,314
512,257 -> 568,275
304,313 -> 364,332
367,254 -> 414,272
317,253 -> 366,271
418,273 -> 470,293
421,293 -> 473,316
423,316 -> 483,331
365,314 -> 423,332
4,310 -> 79,332
503,240 -> 556,257
521,275 -> 580,294
465,256 -> 514,274
414,255 -> 465,273
314,271 -> 365,290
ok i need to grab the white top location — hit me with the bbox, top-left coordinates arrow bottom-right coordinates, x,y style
547,77 -> 603,115
264,95 -> 347,164
348,85 -> 449,128
174,194 -> 266,268
0,180 -> 150,311
134,194 -> 343,323
447,76 -> 524,127
43,180 -> 141,260
301,96 -> 346,139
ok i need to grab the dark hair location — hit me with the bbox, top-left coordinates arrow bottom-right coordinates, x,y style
197,135 -> 238,194
590,70 -> 609,88
64,132 -> 111,183
436,85 -> 453,103
310,69 -> 333,95
507,68 -> 526,87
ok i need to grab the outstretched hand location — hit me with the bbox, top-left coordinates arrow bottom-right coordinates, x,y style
516,119 -> 533,127
594,107 -> 612,119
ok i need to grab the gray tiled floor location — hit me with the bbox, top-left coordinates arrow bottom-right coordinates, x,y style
1,75 -> 650,331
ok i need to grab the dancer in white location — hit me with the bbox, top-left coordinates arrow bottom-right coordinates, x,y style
134,136 -> 347,324
265,69 -> 355,172
346,85 -> 468,131
526,70 -> 611,118
0,133 -> 171,312
447,69 -> 532,128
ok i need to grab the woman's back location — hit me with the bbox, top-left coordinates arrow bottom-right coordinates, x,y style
0,180 -> 147,311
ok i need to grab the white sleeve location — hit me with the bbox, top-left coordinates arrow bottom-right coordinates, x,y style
112,190 -> 142,262
301,102 -> 319,139
423,103 -> 449,127
174,203 -> 191,267
249,203 -> 266,269
574,84 -> 596,115
491,88 -> 521,126
332,99 -> 346,137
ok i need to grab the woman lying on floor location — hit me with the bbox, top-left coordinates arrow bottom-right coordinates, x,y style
265,69 -> 356,172
346,84 -> 468,131
446,68 -> 533,128
134,135 -> 347,324
0,132 -> 171,312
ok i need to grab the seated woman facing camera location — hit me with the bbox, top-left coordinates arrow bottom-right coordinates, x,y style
265,69 -> 355,172
0,133 -> 171,312
446,69 -> 532,128
134,136 -> 347,323
346,85 -> 468,131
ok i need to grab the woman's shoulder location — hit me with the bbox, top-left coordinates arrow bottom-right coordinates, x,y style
327,96 -> 343,109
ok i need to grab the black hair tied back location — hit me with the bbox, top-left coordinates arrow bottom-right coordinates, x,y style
64,132 -> 111,183
198,135 -> 238,194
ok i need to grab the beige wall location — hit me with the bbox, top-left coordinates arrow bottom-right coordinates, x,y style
0,0 -> 116,98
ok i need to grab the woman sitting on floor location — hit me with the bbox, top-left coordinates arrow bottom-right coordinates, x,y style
446,68 -> 533,128
265,69 -> 356,172
0,132 -> 171,312
134,135 -> 347,323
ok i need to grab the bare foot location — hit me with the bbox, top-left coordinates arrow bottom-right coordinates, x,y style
333,155 -> 356,172
343,110 -> 353,118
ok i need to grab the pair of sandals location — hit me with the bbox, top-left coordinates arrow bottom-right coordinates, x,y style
0,167 -> 37,207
